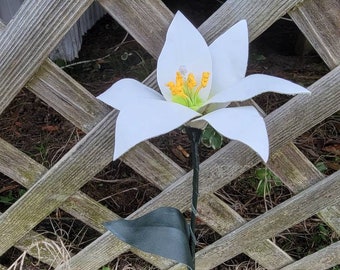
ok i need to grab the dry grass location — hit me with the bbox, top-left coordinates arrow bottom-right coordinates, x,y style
7,238 -> 71,270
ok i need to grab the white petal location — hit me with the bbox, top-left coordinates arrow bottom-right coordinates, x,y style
97,79 -> 164,110
113,100 -> 201,160
208,74 -> 310,104
194,106 -> 269,162
157,11 -> 212,101
209,20 -> 249,97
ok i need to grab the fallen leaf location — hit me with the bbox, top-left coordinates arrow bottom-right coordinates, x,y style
325,161 -> 340,171
171,146 -> 188,163
41,125 -> 59,132
323,144 -> 340,156
0,184 -> 20,194
177,145 -> 190,158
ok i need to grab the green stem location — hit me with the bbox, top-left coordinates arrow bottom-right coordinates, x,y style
186,127 -> 202,270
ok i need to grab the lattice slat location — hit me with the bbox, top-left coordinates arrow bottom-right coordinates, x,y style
98,0 -> 172,59
199,0 -> 303,43
0,0 -> 93,114
289,0 -> 340,69
280,241 -> 340,270
268,143 -> 340,235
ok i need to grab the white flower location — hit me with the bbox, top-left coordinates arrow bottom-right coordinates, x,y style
98,11 -> 309,161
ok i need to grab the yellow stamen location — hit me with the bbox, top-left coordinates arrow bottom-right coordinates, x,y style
166,81 -> 187,98
166,82 -> 176,93
195,72 -> 210,93
187,73 -> 197,89
201,72 -> 210,88
176,71 -> 184,88
166,70 -> 210,110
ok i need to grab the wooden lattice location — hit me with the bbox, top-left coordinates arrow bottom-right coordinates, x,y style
0,0 -> 339,269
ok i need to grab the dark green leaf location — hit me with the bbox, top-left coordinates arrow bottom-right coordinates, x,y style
201,125 -> 223,150
209,132 -> 223,150
202,125 -> 215,138
104,207 -> 193,269
256,179 -> 271,197
0,196 -> 13,204
316,162 -> 328,173
0,191 -> 15,205
255,168 -> 267,179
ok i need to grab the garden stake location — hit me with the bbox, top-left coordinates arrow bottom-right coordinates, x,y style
186,127 -> 203,269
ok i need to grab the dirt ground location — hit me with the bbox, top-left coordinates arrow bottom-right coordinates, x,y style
0,0 -> 339,269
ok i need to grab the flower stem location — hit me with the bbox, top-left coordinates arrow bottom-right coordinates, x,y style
186,127 -> 202,270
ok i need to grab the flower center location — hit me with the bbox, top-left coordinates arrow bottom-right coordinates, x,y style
166,71 -> 210,111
